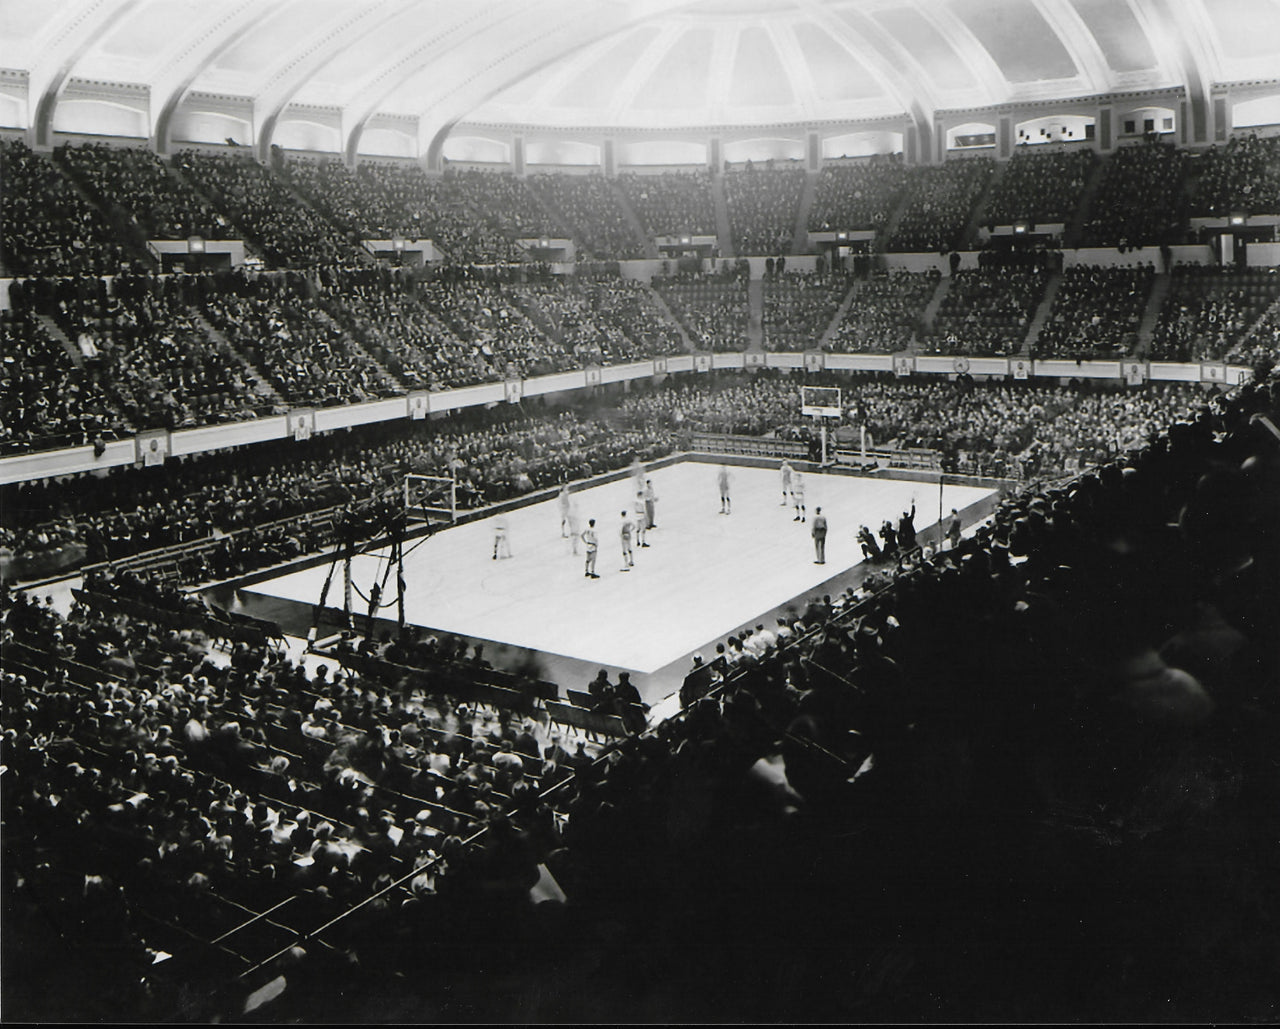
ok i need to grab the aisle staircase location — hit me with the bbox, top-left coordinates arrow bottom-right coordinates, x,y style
647,286 -> 695,352
747,279 -> 764,349
875,187 -> 911,253
609,178 -> 658,259
1135,272 -> 1172,355
920,275 -> 951,331
193,311 -> 282,406
36,313 -> 85,369
1020,270 -> 1064,356
817,279 -> 861,350
792,171 -> 818,254
960,159 -> 1006,247
711,173 -> 734,257
1064,153 -> 1109,248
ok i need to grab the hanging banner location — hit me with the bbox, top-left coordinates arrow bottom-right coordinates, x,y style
803,350 -> 825,372
289,409 -> 315,441
504,378 -> 523,403
652,357 -> 668,376
1124,361 -> 1149,386
584,364 -> 602,387
694,352 -> 712,373
893,354 -> 915,378
407,391 -> 429,420
745,351 -> 766,368
953,356 -> 971,374
135,429 -> 170,467
1009,358 -> 1031,380
1200,362 -> 1227,384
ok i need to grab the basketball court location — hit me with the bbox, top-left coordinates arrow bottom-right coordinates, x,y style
239,460 -> 997,705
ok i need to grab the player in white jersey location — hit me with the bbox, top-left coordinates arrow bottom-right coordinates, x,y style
557,483 -> 572,537
780,460 -> 794,506
792,470 -> 807,523
634,490 -> 649,547
492,515 -> 511,559
717,465 -> 732,514
566,499 -> 581,555
619,511 -> 635,570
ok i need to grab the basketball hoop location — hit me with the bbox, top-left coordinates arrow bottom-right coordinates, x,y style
801,386 -> 841,467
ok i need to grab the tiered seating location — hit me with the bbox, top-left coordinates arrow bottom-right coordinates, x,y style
1150,266 -> 1280,362
44,272 -> 266,431
888,158 -> 994,252
1035,264 -> 1154,358
1081,141 -> 1188,247
318,276 -> 478,391
0,307 -> 127,453
526,173 -> 644,259
508,277 -> 684,363
415,277 -> 577,379
358,163 -> 526,262
56,142 -> 227,240
1190,133 -> 1280,217
1,138 -> 139,275
617,170 -> 717,236
925,267 -> 1050,355
808,156 -> 909,232
761,272 -> 847,351
723,164 -> 805,255
200,272 -> 400,406
174,150 -> 356,267
282,156 -> 418,239
825,271 -> 937,354
652,271 -> 750,351
985,146 -> 1095,225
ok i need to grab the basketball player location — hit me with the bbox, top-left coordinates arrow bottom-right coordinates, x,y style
643,479 -> 658,529
792,470 -> 807,522
718,465 -> 732,515
811,507 -> 827,564
619,511 -> 634,571
634,490 -> 649,546
780,459 -> 794,506
582,519 -> 599,578
492,515 -> 511,560
558,483 -> 572,537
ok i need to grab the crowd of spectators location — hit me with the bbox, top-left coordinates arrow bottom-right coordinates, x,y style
507,277 -> 684,364
1035,264 -> 1154,358
888,158 -> 994,252
808,155 -> 908,234
1,402 -> 678,572
2,572 -> 605,1019
1150,265 -> 1280,362
1080,141 -> 1189,248
281,156 -> 418,241
200,269 -> 401,407
761,272 -> 848,351
526,173 -> 645,260
824,270 -> 937,354
1,138 -> 141,276
984,146 -> 1095,226
651,268 -> 750,351
723,162 -> 805,256
556,369 -> 1280,1024
0,307 -> 129,453
925,266 -> 1051,356
56,142 -> 227,241
617,170 -> 717,237
1189,132 -> 1280,217
174,150 -> 356,267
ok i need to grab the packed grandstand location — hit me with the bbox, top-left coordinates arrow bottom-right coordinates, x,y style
3,0 -> 1280,1024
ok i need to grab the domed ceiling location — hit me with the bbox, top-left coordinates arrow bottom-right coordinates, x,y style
1,0 -> 1277,154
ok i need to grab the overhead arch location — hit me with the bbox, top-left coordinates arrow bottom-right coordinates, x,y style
30,0 -> 144,147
